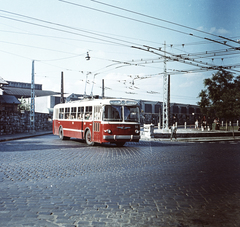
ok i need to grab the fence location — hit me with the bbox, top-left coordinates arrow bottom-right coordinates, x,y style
174,120 -> 239,131
0,111 -> 52,135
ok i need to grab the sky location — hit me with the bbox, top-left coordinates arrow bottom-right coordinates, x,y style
1,0 -> 240,105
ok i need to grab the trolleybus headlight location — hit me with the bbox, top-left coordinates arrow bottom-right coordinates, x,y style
104,129 -> 112,134
135,129 -> 139,134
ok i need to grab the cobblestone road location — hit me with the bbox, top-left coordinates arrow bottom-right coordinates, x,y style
0,135 -> 240,227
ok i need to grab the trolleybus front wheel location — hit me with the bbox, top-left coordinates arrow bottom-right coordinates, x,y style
85,130 -> 94,146
115,142 -> 125,147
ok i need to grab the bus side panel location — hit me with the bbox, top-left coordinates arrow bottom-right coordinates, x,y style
92,121 -> 101,143
52,119 -> 58,135
64,121 -> 76,138
54,120 -> 92,140
63,120 -> 84,139
60,120 -> 71,137
77,120 -> 84,140
80,121 -> 93,141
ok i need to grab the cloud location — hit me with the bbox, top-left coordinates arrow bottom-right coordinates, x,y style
209,27 -> 229,35
197,26 -> 204,31
178,80 -> 194,88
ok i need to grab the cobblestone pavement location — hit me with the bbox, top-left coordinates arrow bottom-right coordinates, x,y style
0,135 -> 240,227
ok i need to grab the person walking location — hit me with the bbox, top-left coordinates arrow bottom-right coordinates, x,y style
170,123 -> 177,141
195,119 -> 199,130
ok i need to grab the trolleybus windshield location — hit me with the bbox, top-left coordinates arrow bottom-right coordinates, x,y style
103,105 -> 139,122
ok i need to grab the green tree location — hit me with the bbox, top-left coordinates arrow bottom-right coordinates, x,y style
198,70 -> 240,138
18,97 -> 30,112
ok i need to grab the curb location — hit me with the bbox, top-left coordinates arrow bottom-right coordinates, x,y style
140,136 -> 240,143
0,131 -> 52,142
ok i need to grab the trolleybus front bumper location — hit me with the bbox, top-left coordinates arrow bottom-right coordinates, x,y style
103,135 -> 140,140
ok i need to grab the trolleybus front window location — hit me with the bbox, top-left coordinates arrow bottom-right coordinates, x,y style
103,105 -> 122,122
124,106 -> 139,122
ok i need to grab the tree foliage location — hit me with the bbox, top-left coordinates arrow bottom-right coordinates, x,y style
198,70 -> 240,121
18,97 -> 30,111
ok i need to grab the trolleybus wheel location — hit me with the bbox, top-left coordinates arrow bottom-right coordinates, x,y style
115,142 -> 125,147
59,127 -> 69,140
85,130 -> 94,146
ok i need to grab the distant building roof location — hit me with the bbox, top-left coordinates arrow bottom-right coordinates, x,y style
0,95 -> 20,104
2,87 -> 60,98
6,81 -> 42,90
0,77 -> 8,86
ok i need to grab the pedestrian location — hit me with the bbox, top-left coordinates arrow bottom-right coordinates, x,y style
195,119 -> 199,130
170,123 -> 177,141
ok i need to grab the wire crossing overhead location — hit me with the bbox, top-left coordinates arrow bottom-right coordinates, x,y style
132,45 -> 240,74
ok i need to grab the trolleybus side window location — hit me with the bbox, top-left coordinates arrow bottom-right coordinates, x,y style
65,107 -> 70,119
85,106 -> 92,120
103,105 -> 122,122
59,108 -> 64,119
77,107 -> 84,120
71,107 -> 76,119
54,108 -> 59,120
94,106 -> 101,121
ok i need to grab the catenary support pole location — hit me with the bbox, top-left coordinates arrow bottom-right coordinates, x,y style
30,60 -> 35,132
162,41 -> 170,130
61,71 -> 64,103
102,79 -> 104,98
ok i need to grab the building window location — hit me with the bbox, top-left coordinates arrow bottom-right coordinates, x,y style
155,105 -> 161,113
180,107 -> 187,114
189,107 -> 194,115
145,104 -> 152,113
173,106 -> 179,114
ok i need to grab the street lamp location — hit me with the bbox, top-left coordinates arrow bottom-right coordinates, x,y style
85,52 -> 90,60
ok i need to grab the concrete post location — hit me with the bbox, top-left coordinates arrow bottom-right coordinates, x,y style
143,124 -> 154,138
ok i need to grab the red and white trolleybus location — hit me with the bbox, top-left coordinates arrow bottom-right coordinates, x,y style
52,98 -> 140,146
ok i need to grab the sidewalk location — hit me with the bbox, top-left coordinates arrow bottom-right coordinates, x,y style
0,131 -> 52,142
141,127 -> 240,142
1,128 -> 240,143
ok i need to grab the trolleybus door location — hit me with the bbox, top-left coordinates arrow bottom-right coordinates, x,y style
93,106 -> 101,142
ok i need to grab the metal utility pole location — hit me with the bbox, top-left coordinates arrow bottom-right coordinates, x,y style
102,79 -> 104,98
30,60 -> 35,132
60,71 -> 64,103
162,41 -> 170,130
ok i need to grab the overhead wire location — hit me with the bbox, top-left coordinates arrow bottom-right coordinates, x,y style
1,4 -> 240,98
90,0 -> 240,45
59,0 -> 239,49
133,45 -> 240,74
0,10 -> 144,47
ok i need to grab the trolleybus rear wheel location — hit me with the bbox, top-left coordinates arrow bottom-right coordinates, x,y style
85,130 -> 94,146
59,127 -> 69,140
